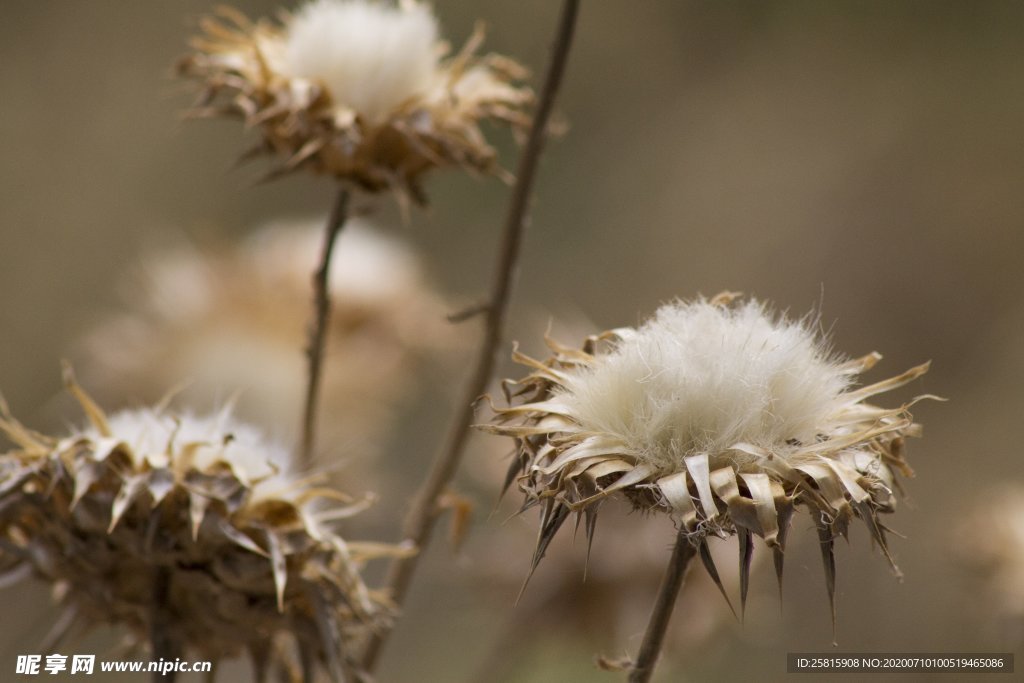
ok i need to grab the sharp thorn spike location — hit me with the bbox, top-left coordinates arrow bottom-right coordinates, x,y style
739,529 -> 754,622
699,541 -> 737,620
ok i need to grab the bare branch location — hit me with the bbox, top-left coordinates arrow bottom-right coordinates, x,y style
299,187 -> 351,467
359,0 -> 582,671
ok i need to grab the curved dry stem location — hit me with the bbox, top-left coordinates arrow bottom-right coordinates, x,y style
360,0 -> 581,672
299,187 -> 351,466
628,530 -> 696,683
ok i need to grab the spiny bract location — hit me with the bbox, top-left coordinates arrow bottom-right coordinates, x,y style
0,369 -> 404,680
483,293 -> 934,631
178,0 -> 533,204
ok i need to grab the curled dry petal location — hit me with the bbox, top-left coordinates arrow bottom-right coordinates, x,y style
0,373 -> 405,680
483,294 -> 936,632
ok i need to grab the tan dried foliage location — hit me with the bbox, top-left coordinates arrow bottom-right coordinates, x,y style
481,294 -> 936,632
0,370 -> 407,681
177,5 -> 532,204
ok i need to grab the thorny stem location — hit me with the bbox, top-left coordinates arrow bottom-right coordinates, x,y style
299,187 -> 351,467
628,530 -> 697,683
360,0 -> 581,672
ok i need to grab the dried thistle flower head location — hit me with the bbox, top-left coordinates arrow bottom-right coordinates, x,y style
465,318 -> 755,656
0,370 -> 402,679
178,0 -> 532,203
76,218 -> 453,461
483,293 -> 934,628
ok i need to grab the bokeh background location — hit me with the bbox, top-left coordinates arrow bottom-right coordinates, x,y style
2,1 -> 1023,681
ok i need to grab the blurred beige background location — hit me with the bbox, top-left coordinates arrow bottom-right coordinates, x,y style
2,1 -> 1023,681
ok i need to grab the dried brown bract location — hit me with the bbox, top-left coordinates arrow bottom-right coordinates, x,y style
482,294 -> 936,630
0,369 -> 406,680
177,0 -> 532,204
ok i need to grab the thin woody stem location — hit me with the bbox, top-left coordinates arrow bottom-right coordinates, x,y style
151,567 -> 179,683
628,530 -> 696,683
299,187 -> 351,467
360,0 -> 581,671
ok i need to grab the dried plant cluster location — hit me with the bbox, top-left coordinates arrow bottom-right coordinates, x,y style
0,372 -> 401,680
77,219 -> 453,458
1,0 -> 946,679
484,293 -> 932,624
178,0 -> 533,203
466,378 -> 755,654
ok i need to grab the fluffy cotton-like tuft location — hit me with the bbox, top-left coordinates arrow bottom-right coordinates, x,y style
0,376 -> 400,678
484,293 -> 933,630
558,298 -> 849,473
283,0 -> 439,123
77,408 -> 294,491
178,1 -> 531,199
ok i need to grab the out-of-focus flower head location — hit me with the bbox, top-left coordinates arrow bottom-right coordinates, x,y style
178,0 -> 532,204
956,485 -> 1024,621
76,217 -> 454,464
0,369 -> 406,678
482,293 -> 935,629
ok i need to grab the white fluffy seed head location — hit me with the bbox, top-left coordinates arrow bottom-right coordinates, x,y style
282,0 -> 439,123
77,409 -> 294,488
556,298 -> 851,472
